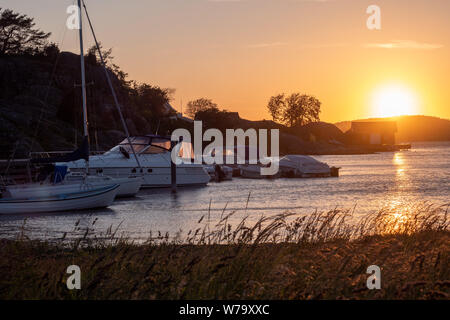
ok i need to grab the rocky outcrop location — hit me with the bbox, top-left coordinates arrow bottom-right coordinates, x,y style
0,53 -> 179,158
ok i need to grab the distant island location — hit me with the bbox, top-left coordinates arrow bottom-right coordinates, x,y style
335,115 -> 450,143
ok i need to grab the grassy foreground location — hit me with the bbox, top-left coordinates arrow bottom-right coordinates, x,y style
0,203 -> 449,300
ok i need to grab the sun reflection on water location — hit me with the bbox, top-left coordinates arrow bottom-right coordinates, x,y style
372,201 -> 445,235
379,154 -> 417,233
394,152 -> 406,178
393,152 -> 404,166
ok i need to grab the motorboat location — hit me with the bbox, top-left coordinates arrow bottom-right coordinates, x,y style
239,164 -> 282,179
62,135 -> 211,188
278,155 -> 335,178
0,184 -> 119,215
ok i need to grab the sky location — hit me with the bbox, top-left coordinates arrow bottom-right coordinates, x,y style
3,0 -> 450,122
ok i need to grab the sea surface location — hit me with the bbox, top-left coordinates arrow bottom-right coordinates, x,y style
0,141 -> 449,241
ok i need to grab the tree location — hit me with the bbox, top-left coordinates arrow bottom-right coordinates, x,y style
0,8 -> 50,55
266,93 -> 321,127
42,42 -> 60,60
86,42 -> 113,66
132,83 -> 175,118
186,98 -> 219,118
267,94 -> 285,122
85,44 -> 131,88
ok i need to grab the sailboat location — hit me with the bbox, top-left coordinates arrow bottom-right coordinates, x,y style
3,171 -> 141,199
0,0 -> 130,214
0,185 -> 119,215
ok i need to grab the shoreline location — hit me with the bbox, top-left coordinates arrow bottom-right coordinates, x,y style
0,204 -> 448,300
0,230 -> 448,300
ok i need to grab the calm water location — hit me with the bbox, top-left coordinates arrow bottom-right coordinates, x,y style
1,141 -> 449,241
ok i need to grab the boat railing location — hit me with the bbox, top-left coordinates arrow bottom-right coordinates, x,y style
29,151 -> 106,158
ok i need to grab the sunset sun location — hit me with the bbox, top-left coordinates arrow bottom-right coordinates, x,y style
371,84 -> 419,118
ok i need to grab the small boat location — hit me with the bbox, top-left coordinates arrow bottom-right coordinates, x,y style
239,164 -> 281,179
0,184 -> 119,215
63,172 -> 142,197
278,155 -> 336,178
4,171 -> 142,199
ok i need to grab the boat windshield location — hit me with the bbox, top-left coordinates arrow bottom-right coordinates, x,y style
142,138 -> 171,154
117,137 -> 171,154
108,136 -> 195,159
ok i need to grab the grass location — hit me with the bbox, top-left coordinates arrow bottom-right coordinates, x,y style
0,202 -> 448,300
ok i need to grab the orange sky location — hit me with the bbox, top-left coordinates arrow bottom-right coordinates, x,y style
4,0 -> 450,122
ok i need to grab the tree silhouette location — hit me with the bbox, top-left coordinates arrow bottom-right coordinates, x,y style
267,93 -> 321,127
186,98 -> 219,118
86,43 -> 113,66
0,8 -> 51,55
132,83 -> 174,118
267,94 -> 285,122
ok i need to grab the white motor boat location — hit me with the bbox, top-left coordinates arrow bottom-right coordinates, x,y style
239,164 -> 281,179
62,135 -> 210,188
0,184 -> 119,215
278,155 -> 332,178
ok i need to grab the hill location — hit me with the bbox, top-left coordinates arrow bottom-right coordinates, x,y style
0,52 -> 186,158
335,115 -> 450,143
194,110 -> 372,155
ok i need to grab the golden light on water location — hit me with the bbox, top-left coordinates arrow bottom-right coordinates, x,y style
393,152 -> 405,166
378,202 -> 414,234
376,153 -> 412,233
394,152 -> 405,177
371,84 -> 419,118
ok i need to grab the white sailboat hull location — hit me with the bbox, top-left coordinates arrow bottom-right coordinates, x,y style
64,174 -> 143,197
0,184 -> 119,215
4,175 -> 142,198
113,177 -> 143,196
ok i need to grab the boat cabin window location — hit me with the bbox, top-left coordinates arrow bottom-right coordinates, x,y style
142,145 -> 168,154
118,143 -> 146,154
115,137 -> 171,155
112,136 -> 195,157
117,137 -> 150,154
142,139 -> 171,154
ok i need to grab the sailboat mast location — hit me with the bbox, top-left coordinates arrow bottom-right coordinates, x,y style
78,0 -> 89,173
81,0 -> 143,171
